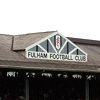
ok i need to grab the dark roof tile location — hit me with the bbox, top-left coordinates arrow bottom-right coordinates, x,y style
13,31 -> 56,50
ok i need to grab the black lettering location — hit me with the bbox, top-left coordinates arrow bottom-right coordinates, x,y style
50,54 -> 53,59
82,56 -> 86,61
44,53 -> 47,58
28,52 -> 31,57
53,54 -> 56,59
62,55 -> 65,60
32,52 -> 36,58
59,55 -> 62,59
56,54 -> 59,59
75,56 -> 80,61
67,55 -> 73,60
37,53 -> 41,58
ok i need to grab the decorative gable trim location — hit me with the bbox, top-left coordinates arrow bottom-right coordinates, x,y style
25,31 -> 87,62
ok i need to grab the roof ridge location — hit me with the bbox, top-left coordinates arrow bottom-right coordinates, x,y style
68,37 -> 100,45
0,34 -> 13,36
67,37 -> 100,41
14,31 -> 57,36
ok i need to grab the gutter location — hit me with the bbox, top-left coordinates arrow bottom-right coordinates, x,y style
0,65 -> 100,73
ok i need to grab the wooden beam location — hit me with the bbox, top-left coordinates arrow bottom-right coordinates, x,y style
25,78 -> 29,100
85,80 -> 89,100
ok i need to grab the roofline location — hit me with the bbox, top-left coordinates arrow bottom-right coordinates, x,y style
0,65 -> 100,73
25,31 -> 58,51
68,37 -> 100,46
14,31 -> 57,36
0,31 -> 100,46
0,34 -> 13,36
13,36 -> 100,51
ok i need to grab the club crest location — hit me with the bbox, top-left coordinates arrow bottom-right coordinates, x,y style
56,35 -> 61,50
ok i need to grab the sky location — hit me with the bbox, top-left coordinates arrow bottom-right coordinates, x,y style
0,0 -> 100,40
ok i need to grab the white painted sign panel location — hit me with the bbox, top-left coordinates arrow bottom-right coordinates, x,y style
26,51 -> 87,62
26,32 -> 87,62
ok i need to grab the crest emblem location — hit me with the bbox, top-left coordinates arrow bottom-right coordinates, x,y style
56,35 -> 60,50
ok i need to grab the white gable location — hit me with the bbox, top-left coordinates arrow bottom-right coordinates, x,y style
26,32 -> 87,62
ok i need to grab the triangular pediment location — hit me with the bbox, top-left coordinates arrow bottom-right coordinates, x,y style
26,32 -> 87,62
